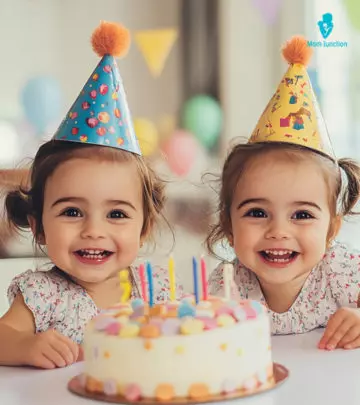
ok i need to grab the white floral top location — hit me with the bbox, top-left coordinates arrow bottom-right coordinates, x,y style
208,242 -> 360,335
8,266 -> 183,344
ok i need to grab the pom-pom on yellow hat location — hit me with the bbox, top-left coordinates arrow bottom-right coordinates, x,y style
249,36 -> 335,159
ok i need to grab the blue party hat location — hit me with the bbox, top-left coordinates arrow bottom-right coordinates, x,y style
53,21 -> 141,155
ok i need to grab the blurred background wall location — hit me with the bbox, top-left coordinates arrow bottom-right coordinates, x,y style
0,0 -> 360,292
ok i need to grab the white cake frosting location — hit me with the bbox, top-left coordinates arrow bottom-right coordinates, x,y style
82,295 -> 274,401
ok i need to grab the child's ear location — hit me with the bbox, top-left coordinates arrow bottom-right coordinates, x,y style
27,215 -> 46,245
327,215 -> 342,247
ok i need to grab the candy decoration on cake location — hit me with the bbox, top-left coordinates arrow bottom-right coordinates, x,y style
119,269 -> 131,302
53,21 -> 142,155
249,36 -> 335,160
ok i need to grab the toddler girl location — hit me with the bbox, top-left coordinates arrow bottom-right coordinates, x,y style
0,22 -> 182,369
208,36 -> 360,351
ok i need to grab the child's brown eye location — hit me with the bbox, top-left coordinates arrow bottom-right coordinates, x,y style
292,211 -> 313,220
108,210 -> 127,219
245,208 -> 267,218
62,208 -> 81,217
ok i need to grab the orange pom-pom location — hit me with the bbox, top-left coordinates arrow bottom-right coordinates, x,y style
281,36 -> 313,66
91,21 -> 130,58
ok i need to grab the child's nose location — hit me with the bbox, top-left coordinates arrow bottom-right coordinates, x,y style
80,217 -> 106,239
264,219 -> 291,240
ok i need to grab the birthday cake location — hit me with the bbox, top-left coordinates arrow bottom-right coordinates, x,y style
81,295 -> 274,401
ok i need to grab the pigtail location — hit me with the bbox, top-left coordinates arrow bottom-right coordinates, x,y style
5,188 -> 32,230
338,158 -> 360,216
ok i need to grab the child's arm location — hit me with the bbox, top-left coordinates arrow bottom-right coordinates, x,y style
0,294 -> 79,368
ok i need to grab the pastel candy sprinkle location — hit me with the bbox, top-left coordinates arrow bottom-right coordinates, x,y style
233,307 -> 247,322
119,323 -> 140,338
181,295 -> 195,305
124,383 -> 142,401
197,300 -> 212,309
105,322 -> 121,335
131,298 -> 144,310
103,379 -> 117,396
250,300 -> 265,313
196,308 -> 215,318
149,317 -> 163,327
161,318 -> 181,335
116,315 -> 129,325
222,379 -> 237,393
180,318 -> 204,335
130,306 -> 146,318
244,307 -> 257,320
140,324 -> 161,338
217,314 -> 236,327
178,302 -> 196,318
197,317 -> 218,330
215,306 -> 234,316
94,316 -> 114,331
155,383 -> 175,401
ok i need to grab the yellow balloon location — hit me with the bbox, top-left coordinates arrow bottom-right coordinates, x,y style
134,118 -> 159,156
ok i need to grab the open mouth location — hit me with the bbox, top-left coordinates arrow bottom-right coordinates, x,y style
260,249 -> 299,264
75,249 -> 113,260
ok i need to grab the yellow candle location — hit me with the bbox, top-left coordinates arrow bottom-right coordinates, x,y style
119,269 -> 131,302
168,255 -> 176,301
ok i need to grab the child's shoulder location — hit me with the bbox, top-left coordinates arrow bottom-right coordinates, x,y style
8,268 -> 77,301
322,241 -> 360,270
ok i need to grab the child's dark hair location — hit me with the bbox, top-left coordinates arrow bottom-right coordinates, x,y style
5,140 -> 166,243
206,142 -> 360,257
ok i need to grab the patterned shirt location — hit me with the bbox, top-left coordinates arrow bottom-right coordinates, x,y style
8,265 -> 183,344
208,242 -> 360,335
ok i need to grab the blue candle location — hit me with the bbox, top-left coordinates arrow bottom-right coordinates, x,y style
192,256 -> 199,304
146,261 -> 154,307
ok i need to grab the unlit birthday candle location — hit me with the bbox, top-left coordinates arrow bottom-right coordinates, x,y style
168,255 -> 176,301
139,263 -> 147,302
223,263 -> 233,300
200,255 -> 208,300
192,256 -> 199,304
146,261 -> 154,307
119,269 -> 131,302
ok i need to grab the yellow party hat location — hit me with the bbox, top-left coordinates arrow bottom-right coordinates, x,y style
135,29 -> 178,77
249,36 -> 335,159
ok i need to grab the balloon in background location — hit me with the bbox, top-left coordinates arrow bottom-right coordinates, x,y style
134,118 -> 159,156
21,76 -> 63,134
344,0 -> 360,31
252,0 -> 282,26
182,94 -> 222,150
162,129 -> 197,176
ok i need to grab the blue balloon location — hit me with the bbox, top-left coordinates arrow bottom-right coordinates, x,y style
21,76 -> 63,133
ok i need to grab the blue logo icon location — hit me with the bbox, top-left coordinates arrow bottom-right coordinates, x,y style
317,13 -> 333,39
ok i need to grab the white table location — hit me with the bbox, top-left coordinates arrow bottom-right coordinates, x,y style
0,329 -> 359,405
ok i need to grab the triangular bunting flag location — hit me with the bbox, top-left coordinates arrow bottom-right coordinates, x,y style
135,29 -> 178,77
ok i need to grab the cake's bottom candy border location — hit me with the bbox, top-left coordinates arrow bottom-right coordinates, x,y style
68,363 -> 289,404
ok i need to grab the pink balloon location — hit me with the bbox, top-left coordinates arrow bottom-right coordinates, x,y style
162,130 -> 197,176
252,0 -> 282,25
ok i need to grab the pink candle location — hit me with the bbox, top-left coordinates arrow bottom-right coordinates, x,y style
139,263 -> 147,302
200,256 -> 208,300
